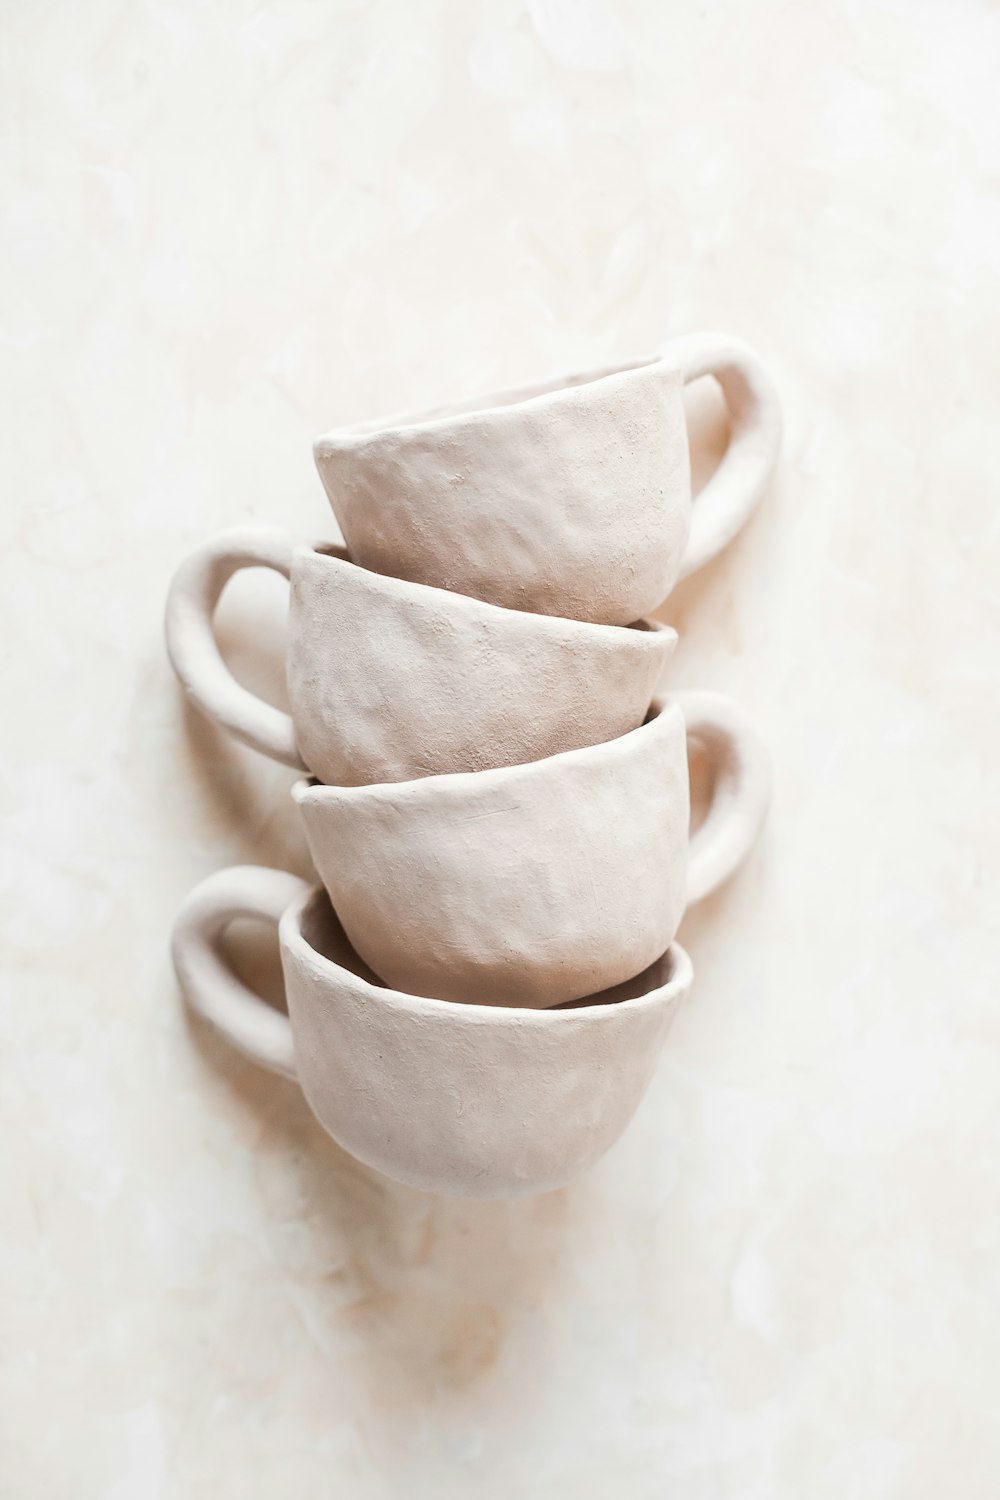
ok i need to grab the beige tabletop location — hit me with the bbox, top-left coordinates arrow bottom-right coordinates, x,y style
2,1 -> 998,1496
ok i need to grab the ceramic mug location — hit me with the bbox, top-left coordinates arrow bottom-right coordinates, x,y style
164,527 -> 677,784
313,333 -> 781,626
294,690 -> 769,1010
171,865 -> 694,1198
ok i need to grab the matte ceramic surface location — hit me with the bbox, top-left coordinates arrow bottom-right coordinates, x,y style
313,333 -> 782,625
171,866 -> 694,1199
164,526 -> 676,783
295,691 -> 770,1009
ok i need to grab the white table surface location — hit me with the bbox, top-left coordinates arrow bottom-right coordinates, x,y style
2,1 -> 998,1495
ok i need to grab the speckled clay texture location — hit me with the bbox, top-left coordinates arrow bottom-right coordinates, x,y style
313,336 -> 781,625
164,526 -> 676,785
294,692 -> 770,1008
171,866 -> 694,1198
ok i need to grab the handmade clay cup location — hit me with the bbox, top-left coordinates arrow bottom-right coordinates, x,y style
313,333 -> 781,625
164,527 -> 676,784
171,865 -> 694,1198
294,690 -> 769,1010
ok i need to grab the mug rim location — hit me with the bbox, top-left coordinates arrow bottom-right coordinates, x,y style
292,539 -> 678,647
292,692 -> 681,803
313,351 -> 679,451
280,882 -> 693,1023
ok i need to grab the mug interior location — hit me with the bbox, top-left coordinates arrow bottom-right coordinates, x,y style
294,887 -> 683,1014
298,888 -> 386,988
333,354 -> 662,438
305,540 -> 669,641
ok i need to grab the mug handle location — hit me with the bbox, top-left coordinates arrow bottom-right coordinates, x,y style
171,864 -> 307,1079
164,526 -> 308,771
665,334 -> 782,582
672,690 -> 772,905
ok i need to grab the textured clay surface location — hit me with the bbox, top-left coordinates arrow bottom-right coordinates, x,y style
287,888 -> 692,1197
170,865 -> 693,1198
315,360 -> 690,624
314,337 -> 781,624
164,527 -> 677,784
296,698 -> 692,1008
287,543 -> 676,785
295,691 -> 769,1009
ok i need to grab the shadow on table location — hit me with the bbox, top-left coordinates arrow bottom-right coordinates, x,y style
180,953 -> 588,1412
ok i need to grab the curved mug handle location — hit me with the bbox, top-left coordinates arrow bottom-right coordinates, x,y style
171,865 -> 307,1079
664,334 -> 782,582
671,690 -> 771,905
165,526 -> 308,771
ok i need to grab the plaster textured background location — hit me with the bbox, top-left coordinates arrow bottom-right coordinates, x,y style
2,1 -> 998,1495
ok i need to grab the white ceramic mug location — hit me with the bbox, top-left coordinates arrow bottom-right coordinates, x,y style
164,527 -> 676,784
313,334 -> 781,625
171,865 -> 694,1198
294,691 -> 770,1010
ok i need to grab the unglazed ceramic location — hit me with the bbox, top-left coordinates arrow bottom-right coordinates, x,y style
164,526 -> 676,783
294,691 -> 770,1010
171,866 -> 693,1198
313,333 -> 782,625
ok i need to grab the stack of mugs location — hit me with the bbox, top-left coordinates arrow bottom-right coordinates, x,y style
168,334 -> 781,1198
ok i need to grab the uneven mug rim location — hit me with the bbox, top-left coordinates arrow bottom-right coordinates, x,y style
293,538 -> 677,647
292,692 -> 682,803
314,352 -> 678,450
280,882 -> 694,1024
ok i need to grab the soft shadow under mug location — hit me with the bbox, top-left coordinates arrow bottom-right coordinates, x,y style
295,691 -> 770,1010
313,333 -> 782,625
164,527 -> 676,784
171,865 -> 694,1199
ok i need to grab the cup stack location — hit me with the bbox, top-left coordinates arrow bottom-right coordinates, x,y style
168,335 -> 781,1198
